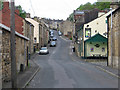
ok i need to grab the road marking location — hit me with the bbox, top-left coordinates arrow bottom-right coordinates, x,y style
96,66 -> 120,78
60,36 -> 68,41
69,52 -> 72,55
52,51 -> 56,54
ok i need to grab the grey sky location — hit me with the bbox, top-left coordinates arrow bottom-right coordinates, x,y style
14,0 -> 97,20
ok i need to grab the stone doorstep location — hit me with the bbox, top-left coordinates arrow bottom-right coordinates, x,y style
84,59 -> 107,62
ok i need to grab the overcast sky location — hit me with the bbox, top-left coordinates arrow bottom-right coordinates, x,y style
13,0 -> 97,20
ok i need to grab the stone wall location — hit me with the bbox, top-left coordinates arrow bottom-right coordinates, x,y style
2,29 -> 28,83
108,9 -> 120,69
0,29 -> 2,89
23,20 -> 34,54
2,29 -> 11,82
59,20 -> 73,37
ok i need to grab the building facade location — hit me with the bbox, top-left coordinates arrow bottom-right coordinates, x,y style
0,1 -> 24,35
107,3 -> 120,69
73,9 -> 99,56
59,20 -> 73,39
82,11 -> 111,58
25,18 -> 40,49
23,19 -> 34,54
0,28 -> 2,89
0,23 -> 29,85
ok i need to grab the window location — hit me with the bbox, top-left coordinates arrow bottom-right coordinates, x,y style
95,30 -> 97,33
85,28 -> 91,38
95,44 -> 100,48
90,42 -> 92,44
34,38 -> 37,43
91,48 -> 94,52
0,1 -> 3,10
102,48 -> 105,52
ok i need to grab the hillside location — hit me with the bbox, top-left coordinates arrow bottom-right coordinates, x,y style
68,2 -> 111,21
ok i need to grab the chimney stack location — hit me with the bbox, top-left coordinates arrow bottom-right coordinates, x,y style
110,2 -> 120,9
26,13 -> 31,18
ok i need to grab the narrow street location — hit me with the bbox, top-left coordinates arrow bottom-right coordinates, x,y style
27,31 -> 118,88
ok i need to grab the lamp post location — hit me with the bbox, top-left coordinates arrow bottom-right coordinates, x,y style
110,8 -> 113,67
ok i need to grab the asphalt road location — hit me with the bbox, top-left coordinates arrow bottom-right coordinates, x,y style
27,31 -> 118,88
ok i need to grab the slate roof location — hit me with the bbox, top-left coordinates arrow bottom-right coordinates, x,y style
85,33 -> 107,42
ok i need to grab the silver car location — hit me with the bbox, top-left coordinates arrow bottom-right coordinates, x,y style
39,47 -> 49,54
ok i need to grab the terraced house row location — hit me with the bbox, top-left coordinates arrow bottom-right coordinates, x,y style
72,2 -> 120,70
0,1 -> 49,87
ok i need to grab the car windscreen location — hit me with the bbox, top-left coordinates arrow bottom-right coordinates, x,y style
51,42 -> 55,44
41,47 -> 47,50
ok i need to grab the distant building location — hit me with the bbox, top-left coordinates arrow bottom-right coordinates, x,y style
24,19 -> 34,54
59,20 -> 73,38
25,18 -> 40,49
73,9 -> 99,56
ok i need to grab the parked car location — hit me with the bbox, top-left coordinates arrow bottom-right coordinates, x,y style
49,30 -> 54,35
50,41 -> 56,47
39,47 -> 49,54
58,31 -> 62,36
50,34 -> 54,38
49,37 -> 53,41
52,36 -> 57,41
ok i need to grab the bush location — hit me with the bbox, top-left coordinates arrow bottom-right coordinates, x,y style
70,38 -> 72,40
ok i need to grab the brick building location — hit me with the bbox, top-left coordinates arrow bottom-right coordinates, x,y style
0,1 -> 32,86
0,1 -> 24,35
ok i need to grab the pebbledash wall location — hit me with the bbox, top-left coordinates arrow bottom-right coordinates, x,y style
0,23 -> 29,83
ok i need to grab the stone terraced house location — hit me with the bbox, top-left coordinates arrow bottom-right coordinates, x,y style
0,1 -> 33,87
0,23 -> 29,86
107,3 -> 120,69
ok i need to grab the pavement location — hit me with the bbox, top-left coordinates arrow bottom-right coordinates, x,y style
2,53 -> 40,89
69,41 -> 120,79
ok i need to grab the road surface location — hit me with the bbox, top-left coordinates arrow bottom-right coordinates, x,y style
27,31 -> 118,88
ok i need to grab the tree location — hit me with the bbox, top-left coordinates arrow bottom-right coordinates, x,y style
94,2 -> 110,10
0,0 -> 3,10
77,2 -> 94,10
68,2 -> 111,22
16,5 -> 26,18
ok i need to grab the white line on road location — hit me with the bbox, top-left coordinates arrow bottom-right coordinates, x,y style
96,66 -> 120,79
60,36 -> 68,41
